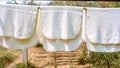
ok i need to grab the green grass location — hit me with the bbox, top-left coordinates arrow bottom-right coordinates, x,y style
0,46 -> 7,52
12,62 -> 35,68
78,45 -> 120,68
0,53 -> 16,68
91,52 -> 120,68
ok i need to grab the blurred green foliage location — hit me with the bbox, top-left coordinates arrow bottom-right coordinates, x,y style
12,62 -> 35,68
78,44 -> 120,68
0,53 -> 16,68
48,1 -> 120,7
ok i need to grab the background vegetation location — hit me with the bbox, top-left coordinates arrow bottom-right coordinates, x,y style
48,1 -> 120,7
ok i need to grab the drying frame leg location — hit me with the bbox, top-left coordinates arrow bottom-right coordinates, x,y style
88,50 -> 92,59
22,48 -> 28,67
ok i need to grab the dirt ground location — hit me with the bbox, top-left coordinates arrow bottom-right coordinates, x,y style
8,42 -> 92,68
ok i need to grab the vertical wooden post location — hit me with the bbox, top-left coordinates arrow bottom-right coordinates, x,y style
53,52 -> 57,68
83,7 -> 92,59
22,48 -> 28,67
87,50 -> 91,59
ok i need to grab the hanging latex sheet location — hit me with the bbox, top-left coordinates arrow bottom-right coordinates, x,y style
0,4 -> 38,49
39,6 -> 83,52
85,8 -> 120,52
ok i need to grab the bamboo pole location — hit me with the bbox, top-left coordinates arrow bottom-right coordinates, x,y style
83,7 -> 92,58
